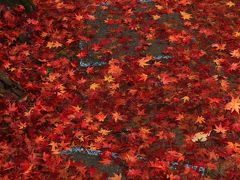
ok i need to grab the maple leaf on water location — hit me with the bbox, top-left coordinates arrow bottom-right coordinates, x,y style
225,96 -> 240,114
230,49 -> 240,58
108,173 -> 122,180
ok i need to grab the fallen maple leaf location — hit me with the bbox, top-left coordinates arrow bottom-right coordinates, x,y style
195,116 -> 205,124
214,123 -> 227,134
104,75 -> 114,83
182,96 -> 190,103
112,112 -> 123,122
49,141 -> 58,153
108,64 -> 123,77
94,112 -> 107,122
180,11 -> 192,20
192,131 -> 211,142
90,83 -> 100,90
211,43 -> 226,51
230,49 -> 240,58
225,96 -> 240,114
226,1 -> 235,7
138,55 -> 152,67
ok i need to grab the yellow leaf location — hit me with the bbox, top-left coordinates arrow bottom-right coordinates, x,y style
182,96 -> 190,103
49,141 -> 58,152
99,128 -> 110,136
54,41 -> 62,48
46,41 -> 55,49
233,31 -> 240,38
180,11 -> 192,20
155,5 -> 163,10
152,15 -> 161,20
226,1 -> 235,7
104,75 -> 114,83
46,41 -> 62,49
90,83 -> 99,90
192,131 -> 210,142
225,96 -> 240,114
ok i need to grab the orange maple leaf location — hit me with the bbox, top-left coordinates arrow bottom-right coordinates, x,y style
108,64 -> 123,77
94,112 -> 107,122
90,83 -> 100,90
230,49 -> 240,58
138,55 -> 152,67
195,116 -> 205,124
112,112 -> 123,122
49,141 -> 58,153
214,123 -> 227,134
225,96 -> 240,114
211,43 -> 226,51
109,173 -> 122,180
180,11 -> 192,20
226,142 -> 240,153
